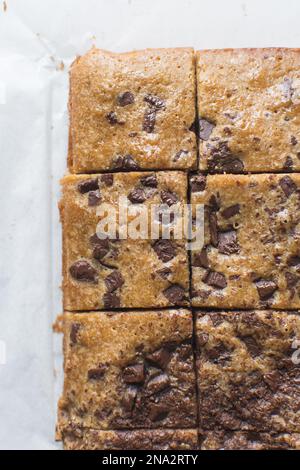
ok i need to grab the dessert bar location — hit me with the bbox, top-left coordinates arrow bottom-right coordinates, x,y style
57,310 -> 197,442
195,311 -> 300,434
196,48 -> 300,173
69,48 -> 197,173
60,171 -> 189,310
191,173 -> 300,309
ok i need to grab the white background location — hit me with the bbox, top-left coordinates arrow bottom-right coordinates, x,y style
0,0 -> 299,450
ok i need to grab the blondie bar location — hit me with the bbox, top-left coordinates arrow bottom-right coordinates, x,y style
57,310 -> 197,437
60,171 -> 189,310
191,173 -> 300,309
197,48 -> 300,173
196,311 -> 300,434
69,48 -> 197,173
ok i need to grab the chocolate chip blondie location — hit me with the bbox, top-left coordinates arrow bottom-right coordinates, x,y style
61,429 -> 199,451
69,48 -> 197,173
57,310 -> 197,444
196,311 -> 300,435
191,173 -> 300,309
60,171 -> 189,310
197,48 -> 300,173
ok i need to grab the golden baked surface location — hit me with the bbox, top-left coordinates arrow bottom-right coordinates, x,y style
62,429 -> 199,451
197,48 -> 300,172
69,48 -> 197,173
196,311 -> 300,434
191,173 -> 300,308
60,171 -> 189,310
57,310 -> 197,436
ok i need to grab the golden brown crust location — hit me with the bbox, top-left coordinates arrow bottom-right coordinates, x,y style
69,47 -> 197,173
197,48 -> 300,172
57,310 -> 197,434
191,173 -> 300,309
62,428 -> 199,450
61,171 -> 189,310
196,311 -> 300,434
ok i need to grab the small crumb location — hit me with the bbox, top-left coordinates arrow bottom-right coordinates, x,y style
53,314 -> 64,333
56,60 -> 65,71
3,1 -> 7,12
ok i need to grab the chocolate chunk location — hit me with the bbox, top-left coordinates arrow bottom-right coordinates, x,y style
255,279 -> 278,300
193,248 -> 209,268
283,156 -> 293,171
206,343 -> 231,364
105,271 -> 124,293
223,126 -> 232,136
191,175 -> 206,192
128,188 -> 147,204
123,364 -> 145,384
88,365 -> 107,381
153,239 -> 176,262
113,155 -> 140,171
263,371 -> 280,392
101,174 -> 114,187
77,178 -> 99,194
160,190 -> 178,206
122,386 -> 137,412
144,94 -> 165,110
291,136 -> 298,146
88,190 -> 101,207
173,149 -> 188,162
146,373 -> 170,395
221,157 -> 244,173
156,267 -> 172,280
240,336 -> 261,357
143,107 -> 157,133
279,176 -> 297,198
209,213 -> 218,247
93,243 -> 110,261
140,174 -> 158,188
288,255 -> 300,268
69,260 -> 98,283
285,271 -> 299,289
163,284 -> 186,304
106,111 -> 124,125
146,348 -> 172,369
197,333 -> 209,347
221,204 -> 240,219
90,234 -> 109,246
209,194 -> 220,212
208,142 -> 244,173
103,292 -> 121,309
70,323 -> 80,345
203,270 -> 227,289
148,403 -> 169,422
218,230 -> 239,255
117,91 -> 135,107
199,118 -> 215,140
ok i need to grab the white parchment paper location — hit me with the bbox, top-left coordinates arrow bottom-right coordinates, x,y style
0,0 -> 299,450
